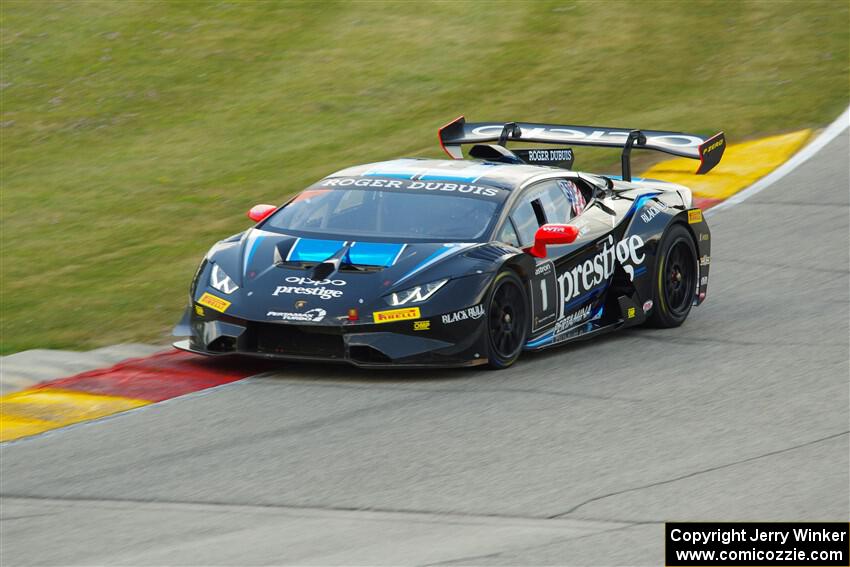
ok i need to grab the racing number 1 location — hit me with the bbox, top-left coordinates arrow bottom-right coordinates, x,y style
532,261 -> 557,332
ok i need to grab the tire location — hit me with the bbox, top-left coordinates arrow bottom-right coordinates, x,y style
486,270 -> 529,369
647,223 -> 698,328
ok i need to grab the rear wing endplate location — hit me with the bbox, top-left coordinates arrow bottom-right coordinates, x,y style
438,116 -> 725,181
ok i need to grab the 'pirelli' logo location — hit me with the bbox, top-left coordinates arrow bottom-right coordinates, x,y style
373,307 -> 420,324
198,292 -> 231,313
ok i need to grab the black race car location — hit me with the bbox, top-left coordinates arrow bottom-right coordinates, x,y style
173,117 -> 724,369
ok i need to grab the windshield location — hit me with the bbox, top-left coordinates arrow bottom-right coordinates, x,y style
264,185 -> 502,242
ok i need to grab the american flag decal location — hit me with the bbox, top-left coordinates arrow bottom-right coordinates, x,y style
559,180 -> 586,216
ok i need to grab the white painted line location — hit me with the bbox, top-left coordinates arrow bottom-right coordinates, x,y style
706,104 -> 850,217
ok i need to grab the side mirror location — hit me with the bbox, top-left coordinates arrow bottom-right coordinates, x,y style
247,204 -> 276,223
528,224 -> 579,258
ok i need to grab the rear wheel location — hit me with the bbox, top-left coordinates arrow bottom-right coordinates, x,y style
648,224 -> 698,328
486,270 -> 529,369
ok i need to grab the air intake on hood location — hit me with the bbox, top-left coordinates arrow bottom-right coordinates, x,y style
277,239 -> 405,272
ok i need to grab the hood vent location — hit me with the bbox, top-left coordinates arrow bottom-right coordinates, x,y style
275,259 -> 385,273
275,238 -> 405,272
309,242 -> 351,281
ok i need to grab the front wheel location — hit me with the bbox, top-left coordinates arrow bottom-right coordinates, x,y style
647,223 -> 698,328
486,270 -> 529,369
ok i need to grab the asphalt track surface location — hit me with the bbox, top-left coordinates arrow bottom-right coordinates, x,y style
2,130 -> 848,565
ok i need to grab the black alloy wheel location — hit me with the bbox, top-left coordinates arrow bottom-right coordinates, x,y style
648,223 -> 698,328
486,270 -> 529,369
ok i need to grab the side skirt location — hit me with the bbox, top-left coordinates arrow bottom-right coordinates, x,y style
524,293 -> 646,351
524,319 -> 623,352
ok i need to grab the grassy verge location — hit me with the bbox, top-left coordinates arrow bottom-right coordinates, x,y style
1,0 -> 848,353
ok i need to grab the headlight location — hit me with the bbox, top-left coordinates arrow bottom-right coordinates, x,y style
210,263 -> 239,294
386,279 -> 448,306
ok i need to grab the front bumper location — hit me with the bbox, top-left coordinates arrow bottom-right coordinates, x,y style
174,310 -> 490,369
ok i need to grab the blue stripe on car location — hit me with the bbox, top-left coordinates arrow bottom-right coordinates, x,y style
362,172 -> 416,179
525,332 -> 554,349
363,162 -> 503,183
286,239 -> 407,267
288,239 -> 346,263
393,244 -> 473,286
631,193 -> 658,214
243,233 -> 265,275
346,242 -> 406,267
562,288 -> 603,313
525,291 -> 606,349
417,173 -> 485,182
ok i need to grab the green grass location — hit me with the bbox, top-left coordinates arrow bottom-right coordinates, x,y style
1,0 -> 848,354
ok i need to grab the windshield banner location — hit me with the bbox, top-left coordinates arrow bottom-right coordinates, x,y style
313,177 -> 508,201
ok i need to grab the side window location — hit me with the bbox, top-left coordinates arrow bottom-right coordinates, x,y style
496,220 -> 521,247
537,180 -> 574,224
510,199 -> 541,246
508,180 -> 573,246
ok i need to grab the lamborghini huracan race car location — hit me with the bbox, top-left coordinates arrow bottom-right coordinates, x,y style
173,117 -> 724,368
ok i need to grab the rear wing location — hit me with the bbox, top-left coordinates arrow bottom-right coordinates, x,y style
438,116 -> 725,181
